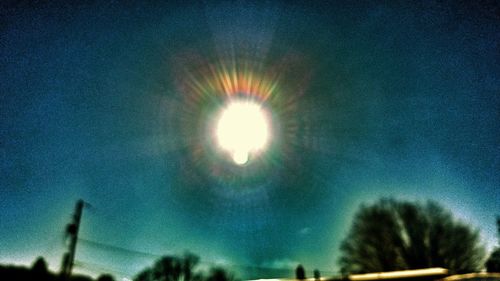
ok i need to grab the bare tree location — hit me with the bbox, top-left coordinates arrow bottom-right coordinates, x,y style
134,253 -> 234,281
339,198 -> 485,274
205,267 -> 236,281
134,253 -> 201,281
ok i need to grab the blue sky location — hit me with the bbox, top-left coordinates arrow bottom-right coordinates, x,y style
1,1 -> 499,280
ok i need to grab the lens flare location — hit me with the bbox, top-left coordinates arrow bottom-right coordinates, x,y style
216,100 -> 270,165
232,150 -> 249,165
168,48 -> 312,197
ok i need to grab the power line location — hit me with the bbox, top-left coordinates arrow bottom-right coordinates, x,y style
78,238 -> 339,276
74,260 -> 134,278
81,205 -> 340,276
79,237 -> 161,259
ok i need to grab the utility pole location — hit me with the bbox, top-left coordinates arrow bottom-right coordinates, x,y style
60,199 -> 84,280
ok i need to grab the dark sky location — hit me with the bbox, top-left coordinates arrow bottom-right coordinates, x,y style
1,1 -> 499,280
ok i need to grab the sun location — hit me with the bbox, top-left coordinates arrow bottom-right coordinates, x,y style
215,100 -> 270,165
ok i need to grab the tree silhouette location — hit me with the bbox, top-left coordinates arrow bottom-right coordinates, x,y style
486,216 -> 500,272
31,257 -> 50,281
134,255 -> 191,281
134,253 -> 233,281
295,265 -> 305,279
97,274 -> 116,281
0,256 -> 96,281
339,198 -> 485,274
205,267 -> 235,281
313,269 -> 320,280
32,257 -> 48,275
486,250 -> 500,272
153,256 -> 183,281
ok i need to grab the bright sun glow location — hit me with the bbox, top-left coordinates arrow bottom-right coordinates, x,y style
216,100 -> 270,165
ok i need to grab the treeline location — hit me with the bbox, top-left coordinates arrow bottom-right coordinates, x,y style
0,257 -> 112,281
0,253 -> 235,281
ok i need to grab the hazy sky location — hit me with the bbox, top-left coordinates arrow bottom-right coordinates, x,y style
1,1 -> 499,280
